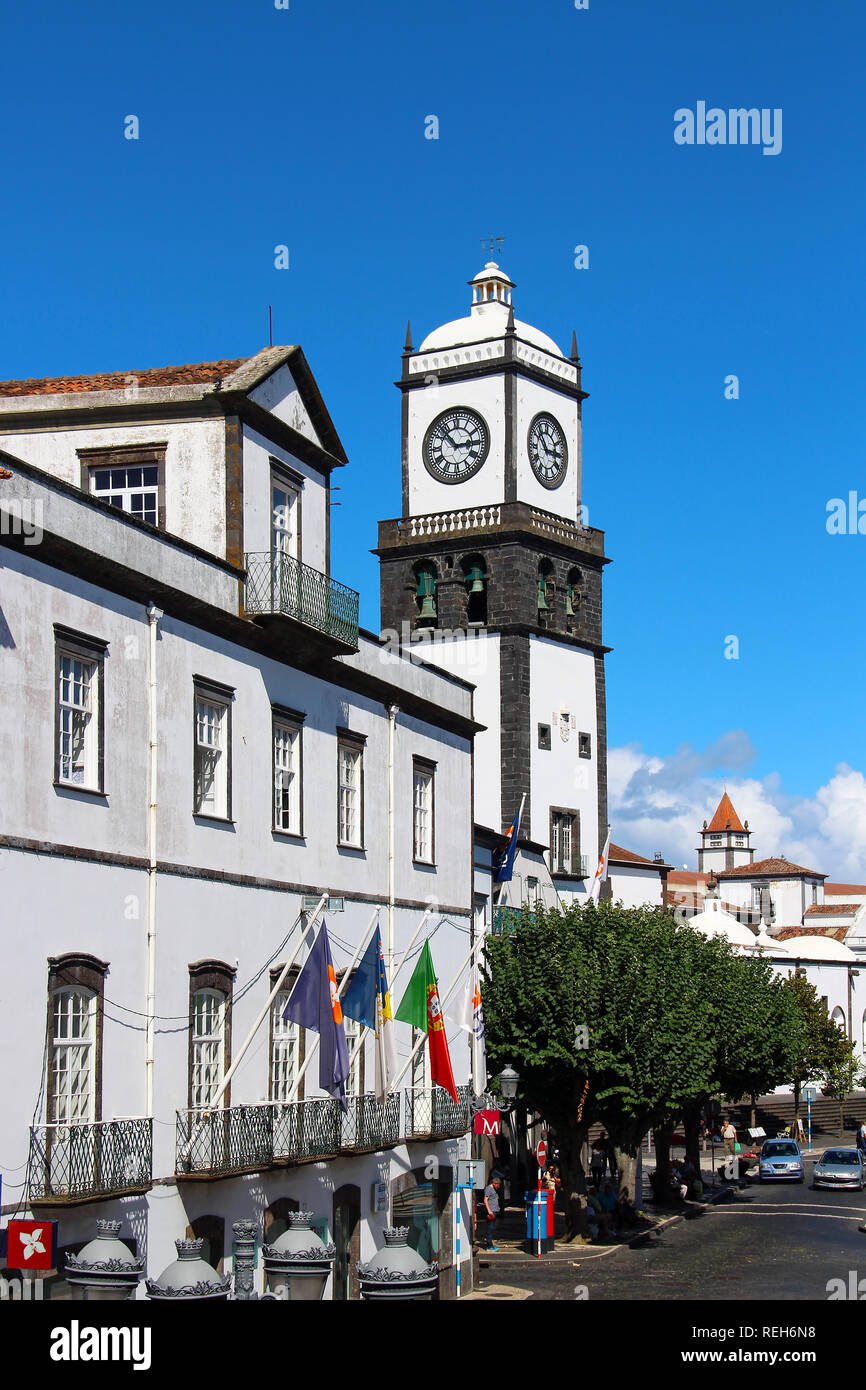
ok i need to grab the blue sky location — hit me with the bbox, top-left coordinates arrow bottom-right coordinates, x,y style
2,0 -> 865,872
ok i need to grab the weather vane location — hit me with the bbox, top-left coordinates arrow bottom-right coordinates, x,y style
480,235 -> 505,260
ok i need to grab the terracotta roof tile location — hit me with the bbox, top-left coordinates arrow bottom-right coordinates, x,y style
609,843 -> 669,867
824,882 -> 866,896
804,903 -> 861,916
706,792 -> 745,833
718,856 -> 824,879
666,871 -> 709,887
0,358 -> 250,397
775,924 -> 848,944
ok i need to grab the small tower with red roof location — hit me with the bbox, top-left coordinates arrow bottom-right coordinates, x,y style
697,792 -> 754,873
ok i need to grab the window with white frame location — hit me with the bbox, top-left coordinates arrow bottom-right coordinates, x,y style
270,991 -> 300,1103
413,760 -> 435,863
191,989 -> 225,1109
90,464 -> 160,526
46,954 -> 106,1128
273,715 -> 302,835
194,680 -> 232,819
55,627 -> 107,792
80,446 -> 165,529
50,988 -> 96,1125
337,736 -> 364,847
550,808 -> 580,875
344,1017 -> 362,1098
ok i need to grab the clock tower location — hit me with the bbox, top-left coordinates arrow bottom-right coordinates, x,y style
377,261 -> 610,897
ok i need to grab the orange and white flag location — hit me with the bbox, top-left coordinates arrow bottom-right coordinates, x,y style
590,829 -> 611,906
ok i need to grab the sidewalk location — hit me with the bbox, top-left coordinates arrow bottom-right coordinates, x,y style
473,1174 -> 731,1268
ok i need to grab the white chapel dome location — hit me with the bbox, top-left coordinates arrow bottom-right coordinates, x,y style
689,898 -> 757,950
781,935 -> 856,962
418,262 -> 565,358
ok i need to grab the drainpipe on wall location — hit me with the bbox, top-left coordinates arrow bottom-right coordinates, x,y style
387,704 -> 399,978
145,603 -> 163,1118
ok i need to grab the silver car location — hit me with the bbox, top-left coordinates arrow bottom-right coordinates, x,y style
758,1138 -> 804,1182
813,1147 -> 866,1190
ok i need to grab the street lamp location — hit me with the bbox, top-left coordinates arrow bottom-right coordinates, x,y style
262,1212 -> 335,1301
498,1064 -> 520,1107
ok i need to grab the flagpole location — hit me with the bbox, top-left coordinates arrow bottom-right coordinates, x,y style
211,891 -> 328,1109
343,905 -> 435,1073
390,934 -> 486,1091
495,793 -> 525,909
286,907 -> 380,1102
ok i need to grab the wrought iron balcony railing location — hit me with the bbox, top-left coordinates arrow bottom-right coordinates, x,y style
404,1086 -> 473,1140
176,1105 -> 274,1177
176,1092 -> 404,1177
28,1119 -> 153,1203
244,551 -> 359,649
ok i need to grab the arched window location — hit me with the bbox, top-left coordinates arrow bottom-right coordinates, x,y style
537,559 -> 555,622
463,555 -> 487,626
414,561 -> 437,625
566,568 -> 582,621
832,1006 -> 846,1033
50,989 -> 96,1125
188,960 -> 236,1109
46,953 -> 107,1126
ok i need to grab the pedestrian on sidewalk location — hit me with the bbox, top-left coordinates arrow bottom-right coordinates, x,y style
857,1122 -> 866,1155
722,1118 -> 737,1160
483,1175 -> 502,1251
590,1134 -> 606,1187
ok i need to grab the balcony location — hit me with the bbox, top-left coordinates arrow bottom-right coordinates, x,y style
28,1119 -> 153,1205
377,501 -> 606,559
244,551 -> 359,652
176,1104 -> 274,1179
404,1086 -> 473,1140
175,1090 -> 463,1180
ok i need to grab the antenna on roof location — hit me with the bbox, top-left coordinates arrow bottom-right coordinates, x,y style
268,305 -> 273,348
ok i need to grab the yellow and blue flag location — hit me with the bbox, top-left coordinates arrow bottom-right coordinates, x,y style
341,925 -> 396,1101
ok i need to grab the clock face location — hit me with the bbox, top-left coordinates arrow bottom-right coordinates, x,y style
528,413 -> 568,488
423,408 -> 490,483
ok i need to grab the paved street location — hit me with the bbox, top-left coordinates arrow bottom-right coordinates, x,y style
474,1159 -> 866,1301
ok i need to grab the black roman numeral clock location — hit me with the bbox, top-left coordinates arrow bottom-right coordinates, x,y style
528,412 -> 568,488
423,408 -> 490,482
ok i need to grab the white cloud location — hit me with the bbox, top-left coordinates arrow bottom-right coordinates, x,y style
608,737 -> 866,881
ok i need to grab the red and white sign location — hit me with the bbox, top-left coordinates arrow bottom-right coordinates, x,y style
6,1220 -> 58,1271
536,1139 -> 548,1169
474,1110 -> 500,1137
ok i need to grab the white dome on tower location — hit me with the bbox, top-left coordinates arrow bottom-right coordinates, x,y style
418,262 -> 565,358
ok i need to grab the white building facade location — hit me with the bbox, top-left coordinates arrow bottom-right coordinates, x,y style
0,351 -> 482,1298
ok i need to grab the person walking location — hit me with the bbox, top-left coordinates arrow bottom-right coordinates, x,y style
856,1121 -> 866,1156
722,1118 -> 737,1160
590,1134 -> 606,1187
483,1175 -> 502,1251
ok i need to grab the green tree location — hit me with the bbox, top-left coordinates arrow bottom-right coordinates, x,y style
820,1040 -> 863,1138
483,901 -> 726,1228
783,973 -> 853,1124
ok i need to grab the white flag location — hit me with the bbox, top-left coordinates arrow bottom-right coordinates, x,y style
458,963 -> 487,1097
590,829 -> 611,906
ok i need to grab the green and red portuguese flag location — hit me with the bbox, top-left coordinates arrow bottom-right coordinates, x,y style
395,940 -> 458,1103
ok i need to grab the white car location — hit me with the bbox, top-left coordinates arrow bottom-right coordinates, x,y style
812,1148 -> 866,1190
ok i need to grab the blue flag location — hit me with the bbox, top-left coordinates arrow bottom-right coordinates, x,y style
341,925 -> 396,1102
341,929 -> 380,1029
493,802 -> 522,883
282,922 -> 350,1110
